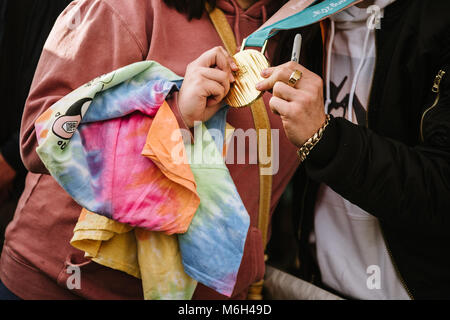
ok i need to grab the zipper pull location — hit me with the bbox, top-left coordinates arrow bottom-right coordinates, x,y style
432,70 -> 446,93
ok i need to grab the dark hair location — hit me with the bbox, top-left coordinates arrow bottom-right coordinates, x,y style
162,0 -> 217,20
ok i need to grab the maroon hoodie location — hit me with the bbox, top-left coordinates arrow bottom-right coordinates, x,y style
0,0 -> 299,299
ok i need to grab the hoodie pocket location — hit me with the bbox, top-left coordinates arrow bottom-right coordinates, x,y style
56,250 -> 143,299
56,251 -> 99,291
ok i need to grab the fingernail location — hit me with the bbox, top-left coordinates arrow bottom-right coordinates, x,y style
231,62 -> 238,70
261,69 -> 268,77
256,82 -> 262,90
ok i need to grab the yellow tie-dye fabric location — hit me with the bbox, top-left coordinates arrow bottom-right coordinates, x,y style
70,209 -> 197,300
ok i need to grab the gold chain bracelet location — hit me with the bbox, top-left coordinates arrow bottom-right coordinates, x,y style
297,114 -> 331,163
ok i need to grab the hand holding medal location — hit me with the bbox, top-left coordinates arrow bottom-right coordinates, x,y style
248,0 -> 365,149
225,0 -> 363,108
224,39 -> 270,108
178,0 -> 363,128
178,46 -> 238,128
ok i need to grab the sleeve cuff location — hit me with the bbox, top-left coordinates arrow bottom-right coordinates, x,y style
166,91 -> 195,142
166,91 -> 190,131
304,116 -> 366,191
305,115 -> 340,168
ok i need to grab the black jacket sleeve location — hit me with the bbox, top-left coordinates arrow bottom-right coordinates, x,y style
304,63 -> 450,232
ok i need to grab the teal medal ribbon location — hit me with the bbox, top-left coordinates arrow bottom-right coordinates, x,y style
244,0 -> 363,48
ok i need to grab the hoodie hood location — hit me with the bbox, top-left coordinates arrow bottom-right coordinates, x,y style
331,0 -> 396,26
215,0 -> 282,46
215,0 -> 279,20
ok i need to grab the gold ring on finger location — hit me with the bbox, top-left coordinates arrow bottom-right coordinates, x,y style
288,69 -> 302,87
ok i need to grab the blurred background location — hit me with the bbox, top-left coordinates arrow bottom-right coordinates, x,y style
0,0 -> 72,250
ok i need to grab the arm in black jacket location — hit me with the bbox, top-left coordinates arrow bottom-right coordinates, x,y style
305,55 -> 450,232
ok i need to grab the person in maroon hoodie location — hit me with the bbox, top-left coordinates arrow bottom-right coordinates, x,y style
0,0 -> 304,299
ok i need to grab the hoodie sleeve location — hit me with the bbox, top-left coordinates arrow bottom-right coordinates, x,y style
21,0 -> 148,173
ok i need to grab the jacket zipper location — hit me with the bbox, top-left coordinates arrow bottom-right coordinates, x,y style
379,224 -> 415,300
420,70 -> 446,142
370,29 -> 414,300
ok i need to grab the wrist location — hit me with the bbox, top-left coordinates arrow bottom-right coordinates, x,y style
177,101 -> 195,129
297,114 -> 331,163
167,92 -> 194,129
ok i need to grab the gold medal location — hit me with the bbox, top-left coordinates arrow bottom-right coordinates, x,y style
226,41 -> 269,108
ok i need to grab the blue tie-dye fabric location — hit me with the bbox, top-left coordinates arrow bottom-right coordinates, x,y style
180,107 -> 250,297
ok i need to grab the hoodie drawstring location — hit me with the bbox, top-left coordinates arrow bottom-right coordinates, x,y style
324,19 -> 336,113
325,9 -> 382,123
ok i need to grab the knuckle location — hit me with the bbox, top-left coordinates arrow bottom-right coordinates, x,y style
273,81 -> 284,93
188,64 -> 201,74
269,96 -> 277,107
285,104 -> 295,117
315,84 -> 323,96
304,92 -> 315,103
220,70 -> 229,81
270,105 -> 278,115
272,67 -> 282,76
289,102 -> 304,118
258,80 -> 268,89
297,93 -> 308,104
223,76 -> 229,86
214,46 -> 224,56
286,61 -> 298,69
280,66 -> 290,75
283,66 -> 294,78
272,69 -> 283,82
313,76 -> 323,88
